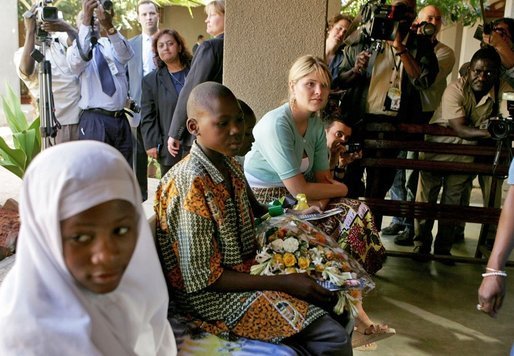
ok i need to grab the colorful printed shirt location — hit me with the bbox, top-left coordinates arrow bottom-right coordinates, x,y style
154,142 -> 325,342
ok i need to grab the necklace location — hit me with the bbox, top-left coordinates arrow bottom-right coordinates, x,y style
169,69 -> 185,87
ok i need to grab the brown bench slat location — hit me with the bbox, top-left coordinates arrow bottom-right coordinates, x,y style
361,198 -> 501,225
363,139 -> 503,157
365,122 -> 461,136
360,158 -> 509,176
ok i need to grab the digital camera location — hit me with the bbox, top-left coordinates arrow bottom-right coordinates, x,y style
487,92 -> 514,140
473,23 -> 493,42
344,143 -> 362,153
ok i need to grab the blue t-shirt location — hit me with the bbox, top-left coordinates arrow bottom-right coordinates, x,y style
244,103 -> 329,186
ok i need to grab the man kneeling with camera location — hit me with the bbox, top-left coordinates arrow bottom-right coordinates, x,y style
67,0 -> 134,163
413,47 -> 513,258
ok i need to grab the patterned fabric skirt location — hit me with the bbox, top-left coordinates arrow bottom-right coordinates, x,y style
252,187 -> 386,275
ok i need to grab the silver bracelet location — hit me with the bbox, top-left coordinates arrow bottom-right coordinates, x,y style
482,271 -> 507,278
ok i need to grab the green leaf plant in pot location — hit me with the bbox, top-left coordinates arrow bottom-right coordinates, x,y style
0,85 -> 41,178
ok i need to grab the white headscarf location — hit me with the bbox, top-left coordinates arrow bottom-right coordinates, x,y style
0,141 -> 176,355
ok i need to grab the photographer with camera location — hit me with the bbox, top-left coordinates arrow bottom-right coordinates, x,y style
14,1 -> 80,144
334,0 -> 438,225
413,47 -> 512,259
481,18 -> 514,88
67,0 -> 134,163
323,114 -> 362,185
383,5 -> 456,246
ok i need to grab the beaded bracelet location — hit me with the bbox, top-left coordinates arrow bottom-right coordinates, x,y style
482,271 -> 508,278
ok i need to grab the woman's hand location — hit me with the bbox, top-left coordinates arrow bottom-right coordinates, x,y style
146,147 -> 158,160
478,275 -> 506,318
278,273 -> 336,306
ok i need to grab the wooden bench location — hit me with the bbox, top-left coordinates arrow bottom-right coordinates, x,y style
357,121 -> 511,264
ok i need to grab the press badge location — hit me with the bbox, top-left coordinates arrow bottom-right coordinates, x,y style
384,87 -> 401,112
108,60 -> 119,76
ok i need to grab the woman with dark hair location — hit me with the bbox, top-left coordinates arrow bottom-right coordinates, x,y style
141,28 -> 192,175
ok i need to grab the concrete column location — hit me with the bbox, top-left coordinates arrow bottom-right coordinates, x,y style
505,0 -> 514,18
1,2 -> 20,125
224,0 -> 328,120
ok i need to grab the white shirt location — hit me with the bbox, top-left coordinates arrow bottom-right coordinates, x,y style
142,33 -> 155,76
67,24 -> 134,111
14,33 -> 80,125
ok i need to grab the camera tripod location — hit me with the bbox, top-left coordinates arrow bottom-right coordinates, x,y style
492,136 -> 513,178
31,36 -> 61,149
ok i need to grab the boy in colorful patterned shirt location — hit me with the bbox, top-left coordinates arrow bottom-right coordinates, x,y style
154,82 -> 352,354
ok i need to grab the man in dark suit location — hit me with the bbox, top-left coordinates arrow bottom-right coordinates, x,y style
127,0 -> 160,201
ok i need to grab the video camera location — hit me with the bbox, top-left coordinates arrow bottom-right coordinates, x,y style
359,0 -> 413,42
488,92 -> 514,140
23,0 -> 59,41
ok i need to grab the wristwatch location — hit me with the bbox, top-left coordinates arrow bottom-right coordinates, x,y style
107,27 -> 116,35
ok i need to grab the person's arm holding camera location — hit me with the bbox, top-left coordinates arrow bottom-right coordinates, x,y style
390,32 -> 422,79
448,116 -> 491,140
483,31 -> 514,71
19,6 -> 38,78
335,46 -> 370,87
96,2 -> 133,64
67,0 -> 97,73
40,19 -> 78,47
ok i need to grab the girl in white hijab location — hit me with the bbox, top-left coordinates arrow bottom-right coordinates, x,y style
0,141 -> 176,355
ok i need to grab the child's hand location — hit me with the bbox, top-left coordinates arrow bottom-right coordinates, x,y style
279,273 -> 337,306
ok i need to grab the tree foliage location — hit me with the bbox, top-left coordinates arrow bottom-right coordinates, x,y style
18,0 -> 204,30
341,0 -> 483,27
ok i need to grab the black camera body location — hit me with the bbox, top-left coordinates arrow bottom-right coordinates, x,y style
35,0 -> 59,22
474,23 -> 493,42
359,0 -> 410,41
487,92 -> 514,140
126,98 -> 141,114
344,143 -> 362,153
101,0 -> 114,11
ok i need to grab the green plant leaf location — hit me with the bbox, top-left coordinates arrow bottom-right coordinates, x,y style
2,85 -> 28,133
0,84 -> 42,178
0,137 -> 26,178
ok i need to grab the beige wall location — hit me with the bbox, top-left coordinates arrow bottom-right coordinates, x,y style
124,5 -> 207,52
224,0 -> 328,121
161,6 -> 208,54
1,1 -> 20,126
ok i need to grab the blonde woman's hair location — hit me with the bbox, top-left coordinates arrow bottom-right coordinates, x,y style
205,0 -> 225,15
288,55 -> 332,98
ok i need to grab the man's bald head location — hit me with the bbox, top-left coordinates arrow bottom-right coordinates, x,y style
187,82 -> 238,120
